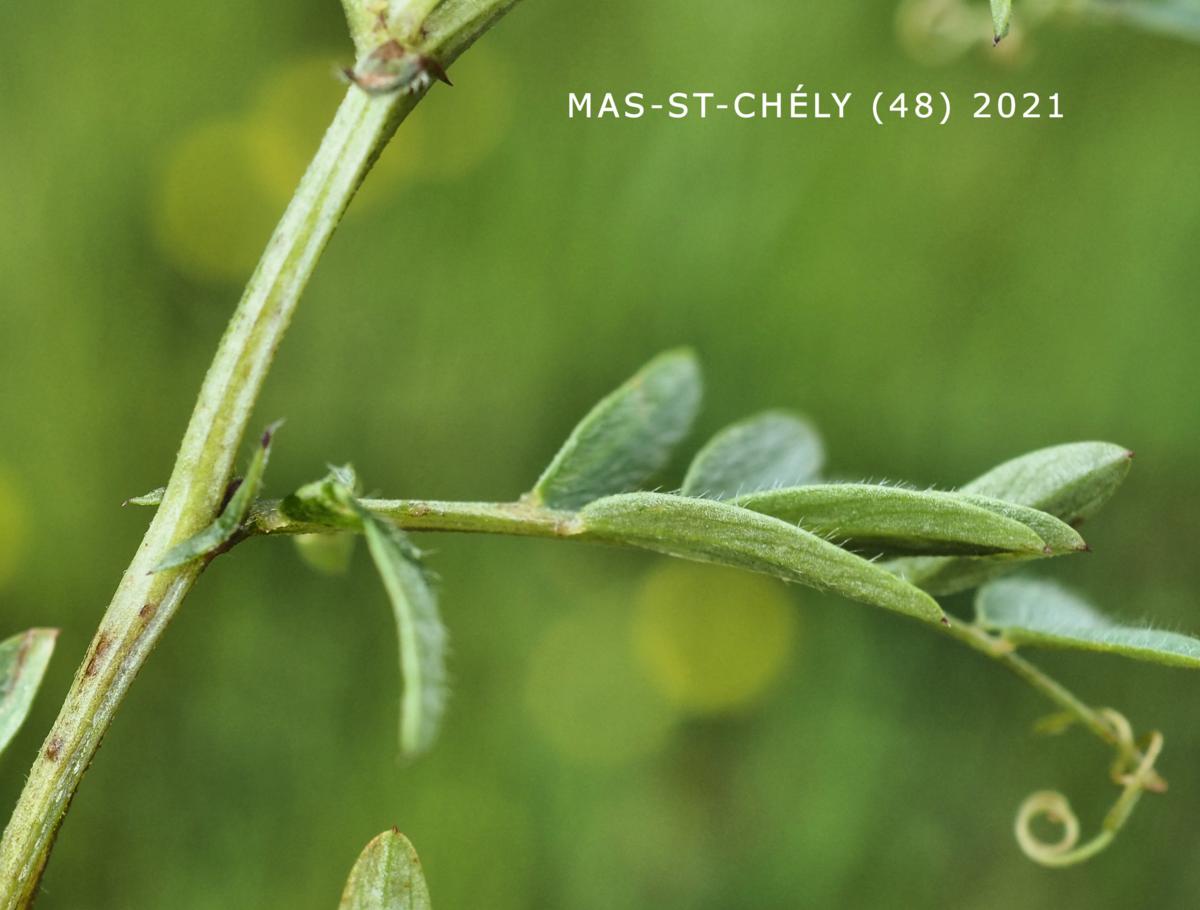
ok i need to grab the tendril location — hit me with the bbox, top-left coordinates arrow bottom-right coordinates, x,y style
1014,709 -> 1165,868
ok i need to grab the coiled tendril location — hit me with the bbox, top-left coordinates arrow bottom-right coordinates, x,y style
1014,708 -> 1165,867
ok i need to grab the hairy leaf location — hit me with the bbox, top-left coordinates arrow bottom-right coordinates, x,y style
976,577 -> 1200,669
0,629 -> 57,757
681,411 -> 823,499
281,467 -> 446,755
887,442 -> 1130,595
579,493 -> 945,625
154,422 -> 282,571
731,484 -> 1054,556
339,829 -> 432,910
991,0 -> 1013,41
531,350 -> 702,510
356,506 -> 448,759
960,442 -> 1133,525
957,495 -> 1086,555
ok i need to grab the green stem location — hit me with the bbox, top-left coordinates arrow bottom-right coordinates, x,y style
944,621 -> 1165,791
251,497 -> 579,539
0,3 -> 524,904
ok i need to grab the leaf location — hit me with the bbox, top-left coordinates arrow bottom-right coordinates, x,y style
355,506 -> 448,759
957,495 -> 1086,555
578,492 -> 945,625
886,442 -> 1131,595
338,829 -> 432,910
959,442 -> 1133,525
281,467 -> 446,756
1,629 -> 57,757
154,421 -> 282,571
991,0 -> 1012,42
731,484 -> 1056,557
530,350 -> 702,510
976,577 -> 1200,669
681,411 -> 824,499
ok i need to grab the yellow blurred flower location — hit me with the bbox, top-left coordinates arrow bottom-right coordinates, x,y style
525,605 -> 674,767
633,563 -> 797,714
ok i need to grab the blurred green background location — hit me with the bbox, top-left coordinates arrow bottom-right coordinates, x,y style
2,0 -> 1199,907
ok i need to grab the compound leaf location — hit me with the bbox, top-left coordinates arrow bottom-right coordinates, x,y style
531,350 -> 702,510
976,577 -> 1200,669
1,628 -> 57,757
579,492 -> 945,625
338,829 -> 432,910
681,411 -> 823,499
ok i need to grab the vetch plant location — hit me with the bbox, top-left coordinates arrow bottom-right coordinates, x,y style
0,0 -> 1196,905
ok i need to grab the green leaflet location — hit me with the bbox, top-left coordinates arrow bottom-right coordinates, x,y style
957,495 -> 1086,554
530,350 -> 702,510
991,0 -> 1013,41
887,442 -> 1131,595
578,492 -> 945,625
356,505 -> 448,759
0,629 -> 57,757
338,830 -> 432,910
731,484 -> 1056,557
681,410 -> 824,499
154,422 -> 282,571
976,577 -> 1200,669
960,442 -> 1133,524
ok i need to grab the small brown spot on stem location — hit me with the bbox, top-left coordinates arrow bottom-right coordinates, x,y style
84,633 -> 113,679
45,736 -> 63,762
139,602 -> 158,620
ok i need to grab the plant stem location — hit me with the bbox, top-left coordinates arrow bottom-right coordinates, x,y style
0,87 -> 409,910
251,497 -> 580,539
0,3 -> 524,903
943,621 -> 1165,790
